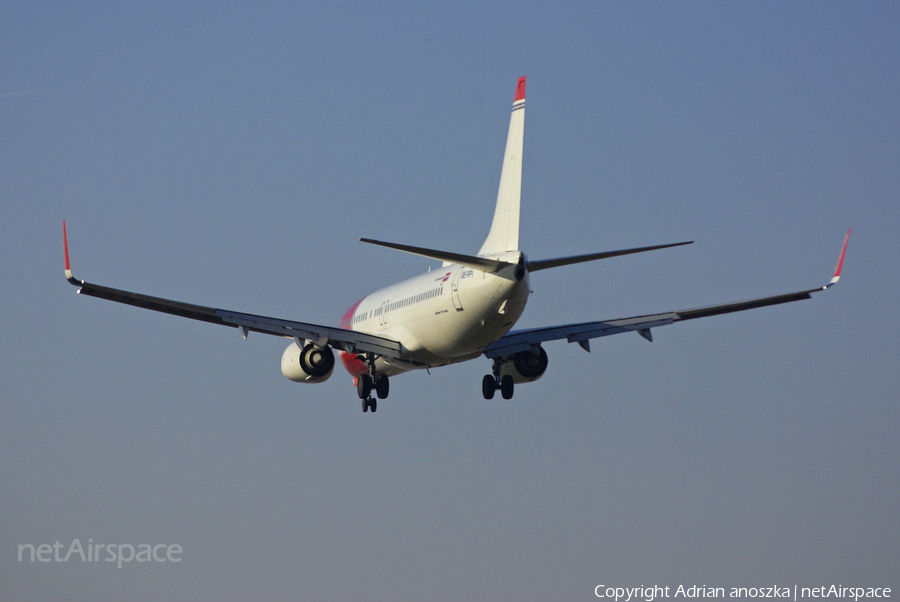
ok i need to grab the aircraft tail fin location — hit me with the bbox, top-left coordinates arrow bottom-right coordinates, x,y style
478,76 -> 526,256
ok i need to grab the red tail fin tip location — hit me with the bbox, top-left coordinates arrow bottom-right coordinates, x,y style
514,76 -> 526,102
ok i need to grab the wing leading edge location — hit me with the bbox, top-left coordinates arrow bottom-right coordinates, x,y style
62,222 -> 401,358
484,229 -> 850,358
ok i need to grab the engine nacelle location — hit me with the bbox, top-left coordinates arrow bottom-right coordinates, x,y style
499,346 -> 549,384
281,342 -> 335,383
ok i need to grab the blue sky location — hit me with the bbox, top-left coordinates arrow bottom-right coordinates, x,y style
2,2 -> 897,600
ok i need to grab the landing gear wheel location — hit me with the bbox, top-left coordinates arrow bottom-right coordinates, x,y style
482,374 -> 496,400
500,375 -> 514,399
375,374 -> 390,399
369,397 -> 377,412
362,398 -> 368,412
357,374 -> 373,399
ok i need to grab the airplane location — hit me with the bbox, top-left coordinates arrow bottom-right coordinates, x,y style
62,76 -> 850,413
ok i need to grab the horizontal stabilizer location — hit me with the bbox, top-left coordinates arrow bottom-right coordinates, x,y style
360,238 -> 514,273
526,240 -> 693,272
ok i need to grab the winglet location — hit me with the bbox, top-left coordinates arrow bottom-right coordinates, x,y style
63,220 -> 79,285
826,227 -> 851,287
63,220 -> 72,279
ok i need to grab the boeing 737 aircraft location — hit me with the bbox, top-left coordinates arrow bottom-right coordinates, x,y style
63,76 -> 850,412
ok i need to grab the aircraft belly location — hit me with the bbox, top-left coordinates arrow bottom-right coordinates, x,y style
348,266 -> 529,368
417,271 -> 529,359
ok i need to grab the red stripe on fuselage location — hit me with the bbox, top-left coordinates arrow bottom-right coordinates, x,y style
339,297 -> 369,376
339,297 -> 365,329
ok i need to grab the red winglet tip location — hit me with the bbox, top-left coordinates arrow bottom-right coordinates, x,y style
514,76 -> 526,102
63,220 -> 71,271
830,227 -> 850,284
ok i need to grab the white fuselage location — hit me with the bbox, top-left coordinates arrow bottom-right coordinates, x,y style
341,254 -> 529,376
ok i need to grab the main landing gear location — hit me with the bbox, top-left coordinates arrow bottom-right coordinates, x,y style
482,359 -> 514,400
357,353 -> 389,413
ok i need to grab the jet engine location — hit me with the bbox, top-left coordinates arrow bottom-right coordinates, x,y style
499,346 -> 548,384
281,341 -> 335,383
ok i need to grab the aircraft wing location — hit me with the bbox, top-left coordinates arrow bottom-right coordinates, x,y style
62,222 -> 401,358
484,229 -> 850,358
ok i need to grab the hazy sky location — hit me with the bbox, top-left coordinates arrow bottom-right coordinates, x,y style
2,2 -> 897,600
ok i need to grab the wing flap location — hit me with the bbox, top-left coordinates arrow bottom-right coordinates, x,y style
73,280 -> 225,325
484,314 -> 676,357
673,290 -> 816,321
484,290 -> 821,358
63,222 -> 402,358
217,310 -> 400,356
486,230 -> 849,358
